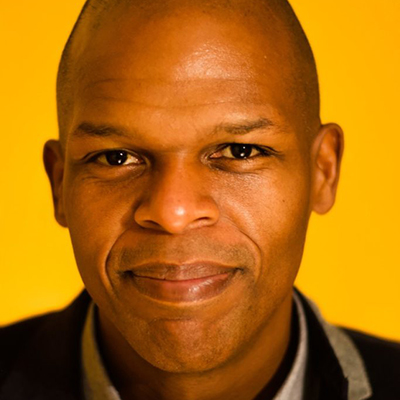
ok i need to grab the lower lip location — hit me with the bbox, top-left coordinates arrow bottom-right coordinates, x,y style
129,272 -> 237,303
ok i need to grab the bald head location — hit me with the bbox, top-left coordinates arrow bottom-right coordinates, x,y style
57,0 -> 320,146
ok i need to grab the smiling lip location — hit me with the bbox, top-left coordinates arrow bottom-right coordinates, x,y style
122,263 -> 239,303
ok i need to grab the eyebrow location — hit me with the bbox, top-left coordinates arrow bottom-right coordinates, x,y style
212,117 -> 276,135
72,122 -> 131,139
71,117 -> 277,140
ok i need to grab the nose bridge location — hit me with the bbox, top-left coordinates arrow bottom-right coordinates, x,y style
134,158 -> 219,233
155,159 -> 198,211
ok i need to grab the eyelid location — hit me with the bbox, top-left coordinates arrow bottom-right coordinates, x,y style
86,149 -> 143,165
81,143 -> 280,164
210,143 -> 280,159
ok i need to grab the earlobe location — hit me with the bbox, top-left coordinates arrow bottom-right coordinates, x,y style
311,123 -> 344,214
43,140 -> 68,227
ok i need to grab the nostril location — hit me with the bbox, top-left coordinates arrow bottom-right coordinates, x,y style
138,220 -> 165,231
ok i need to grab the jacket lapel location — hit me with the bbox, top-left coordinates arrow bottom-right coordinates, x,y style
297,290 -> 372,400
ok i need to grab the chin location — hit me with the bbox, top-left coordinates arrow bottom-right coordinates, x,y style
129,318 -> 240,374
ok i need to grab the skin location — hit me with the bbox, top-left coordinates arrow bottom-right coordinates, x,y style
44,5 -> 343,400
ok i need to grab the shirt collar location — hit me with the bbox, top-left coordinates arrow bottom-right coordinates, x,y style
274,291 -> 309,400
81,303 -> 120,400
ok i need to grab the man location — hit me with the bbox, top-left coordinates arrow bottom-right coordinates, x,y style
0,0 -> 399,399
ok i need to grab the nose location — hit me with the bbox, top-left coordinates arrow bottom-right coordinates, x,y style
134,162 -> 220,234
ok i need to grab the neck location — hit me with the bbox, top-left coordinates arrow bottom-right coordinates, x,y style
97,292 -> 296,400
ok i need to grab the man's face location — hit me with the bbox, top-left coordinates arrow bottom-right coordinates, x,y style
46,8 -> 339,373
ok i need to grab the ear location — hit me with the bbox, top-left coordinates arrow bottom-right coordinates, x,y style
311,123 -> 344,214
43,140 -> 68,227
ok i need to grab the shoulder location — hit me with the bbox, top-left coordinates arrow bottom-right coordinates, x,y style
343,327 -> 400,399
0,291 -> 91,390
296,289 -> 400,400
0,313 -> 56,380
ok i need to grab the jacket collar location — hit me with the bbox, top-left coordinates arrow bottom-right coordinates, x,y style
296,290 -> 372,400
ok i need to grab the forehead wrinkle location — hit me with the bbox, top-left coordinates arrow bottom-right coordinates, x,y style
78,74 -> 283,111
79,76 -> 259,102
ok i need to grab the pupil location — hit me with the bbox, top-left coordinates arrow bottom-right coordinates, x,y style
106,151 -> 128,165
231,144 -> 252,159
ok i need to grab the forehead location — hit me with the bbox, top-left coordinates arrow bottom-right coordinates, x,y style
76,6 -> 295,79
67,7 -> 302,138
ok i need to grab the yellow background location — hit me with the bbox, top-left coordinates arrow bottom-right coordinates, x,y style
1,1 -> 399,340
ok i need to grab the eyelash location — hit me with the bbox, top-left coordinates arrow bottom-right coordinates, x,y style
212,143 -> 279,160
87,150 -> 142,166
86,143 -> 279,167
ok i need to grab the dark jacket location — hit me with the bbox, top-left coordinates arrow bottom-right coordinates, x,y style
0,290 -> 399,400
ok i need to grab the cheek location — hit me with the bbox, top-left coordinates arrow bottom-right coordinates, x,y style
214,167 -> 311,340
63,175 -> 137,297
219,166 -> 311,286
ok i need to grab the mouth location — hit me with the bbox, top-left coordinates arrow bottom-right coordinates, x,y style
120,263 -> 241,303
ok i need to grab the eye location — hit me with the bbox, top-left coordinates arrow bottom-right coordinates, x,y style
94,150 -> 142,166
212,144 -> 264,160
